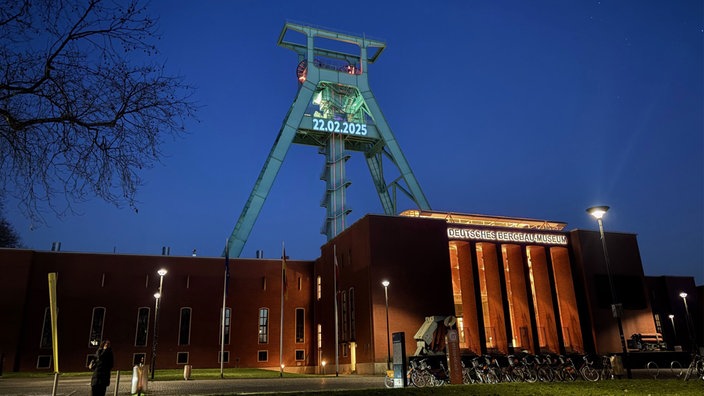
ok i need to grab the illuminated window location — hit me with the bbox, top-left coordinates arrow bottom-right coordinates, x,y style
88,307 -> 105,347
316,276 -> 322,300
317,324 -> 322,349
134,307 -> 150,347
178,308 -> 192,345
258,308 -> 269,344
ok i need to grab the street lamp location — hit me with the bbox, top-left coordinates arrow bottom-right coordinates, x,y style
679,292 -> 695,350
587,206 -> 631,378
381,280 -> 391,370
151,268 -> 167,379
668,314 -> 677,341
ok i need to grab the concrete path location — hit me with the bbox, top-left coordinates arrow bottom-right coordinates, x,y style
0,374 -> 385,395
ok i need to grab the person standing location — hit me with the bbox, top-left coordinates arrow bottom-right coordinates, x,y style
90,340 -> 114,396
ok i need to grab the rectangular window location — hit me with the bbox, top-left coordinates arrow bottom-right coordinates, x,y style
134,307 -> 150,347
36,355 -> 52,369
654,313 -> 662,333
89,307 -> 106,347
295,350 -> 305,361
316,276 -> 321,300
341,291 -> 348,341
40,307 -> 52,349
177,352 -> 189,364
258,308 -> 269,344
178,308 -> 192,345
317,324 -> 322,349
132,353 -> 146,366
257,350 -> 268,362
295,308 -> 305,343
219,307 -> 231,345
218,351 -> 230,363
349,288 -> 356,341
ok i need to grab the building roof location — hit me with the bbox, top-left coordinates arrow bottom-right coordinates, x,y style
399,209 -> 567,231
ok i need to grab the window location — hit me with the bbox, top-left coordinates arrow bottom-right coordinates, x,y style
178,308 -> 192,346
36,355 -> 52,369
349,287 -> 356,341
654,313 -> 662,333
177,352 -> 189,364
40,307 -> 51,349
341,291 -> 348,341
89,307 -> 106,347
258,308 -> 269,344
132,353 -> 146,366
218,351 -> 230,363
316,276 -> 321,300
295,350 -> 305,361
295,308 -> 305,343
219,307 -> 231,345
257,350 -> 268,362
317,324 -> 322,349
134,307 -> 150,347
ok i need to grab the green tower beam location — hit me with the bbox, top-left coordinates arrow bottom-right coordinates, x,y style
226,22 -> 430,257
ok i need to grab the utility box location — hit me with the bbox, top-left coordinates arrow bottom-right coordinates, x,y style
183,364 -> 192,380
392,332 -> 407,388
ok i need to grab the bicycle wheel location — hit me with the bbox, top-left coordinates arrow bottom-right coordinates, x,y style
580,365 -> 599,382
384,370 -> 394,388
646,361 -> 659,379
562,366 -> 578,381
670,360 -> 683,378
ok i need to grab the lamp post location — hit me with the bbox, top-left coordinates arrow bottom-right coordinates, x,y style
587,206 -> 631,378
381,280 -> 391,370
668,314 -> 677,340
679,292 -> 695,350
151,268 -> 167,379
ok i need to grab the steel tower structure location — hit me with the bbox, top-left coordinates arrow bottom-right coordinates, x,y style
226,22 -> 430,257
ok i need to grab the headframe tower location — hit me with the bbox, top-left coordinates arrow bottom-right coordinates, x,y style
226,22 -> 430,257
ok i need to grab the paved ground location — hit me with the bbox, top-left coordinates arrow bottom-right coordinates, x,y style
0,374 -> 385,395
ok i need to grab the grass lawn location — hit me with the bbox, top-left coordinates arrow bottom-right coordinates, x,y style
281,380 -> 703,396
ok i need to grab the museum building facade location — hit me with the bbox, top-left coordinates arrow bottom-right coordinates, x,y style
1,211 -> 697,374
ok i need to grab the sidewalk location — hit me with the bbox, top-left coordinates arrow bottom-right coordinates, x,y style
0,373 -> 384,395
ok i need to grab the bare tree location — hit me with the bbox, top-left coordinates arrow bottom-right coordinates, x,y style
0,0 -> 197,224
0,203 -> 22,248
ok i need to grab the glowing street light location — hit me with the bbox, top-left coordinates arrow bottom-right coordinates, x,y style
151,268 -> 167,379
668,314 -> 676,340
679,292 -> 695,350
587,205 -> 631,378
381,280 -> 391,370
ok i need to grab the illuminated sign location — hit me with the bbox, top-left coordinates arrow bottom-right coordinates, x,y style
312,117 -> 367,136
447,227 -> 568,246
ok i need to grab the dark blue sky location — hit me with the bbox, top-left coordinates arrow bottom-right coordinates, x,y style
7,0 -> 703,284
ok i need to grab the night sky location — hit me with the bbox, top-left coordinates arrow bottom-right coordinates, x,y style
6,0 -> 703,285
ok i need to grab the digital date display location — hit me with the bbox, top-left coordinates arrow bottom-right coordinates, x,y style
312,117 -> 367,136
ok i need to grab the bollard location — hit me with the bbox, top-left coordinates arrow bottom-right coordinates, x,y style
113,371 -> 120,396
183,364 -> 192,380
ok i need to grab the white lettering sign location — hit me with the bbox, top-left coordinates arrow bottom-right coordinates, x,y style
312,117 -> 367,135
447,227 -> 568,246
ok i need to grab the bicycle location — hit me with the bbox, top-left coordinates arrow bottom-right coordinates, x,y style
579,354 -> 599,381
683,353 -> 704,381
